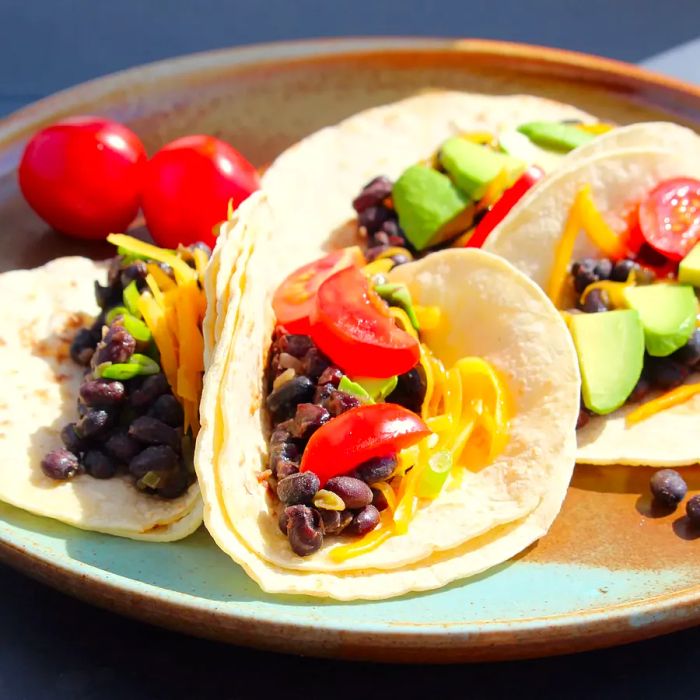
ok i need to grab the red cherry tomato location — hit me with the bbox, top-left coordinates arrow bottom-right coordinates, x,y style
300,403 -> 430,485
638,177 -> 700,262
310,265 -> 420,378
465,166 -> 544,248
141,135 -> 260,248
272,247 -> 366,334
18,116 -> 146,239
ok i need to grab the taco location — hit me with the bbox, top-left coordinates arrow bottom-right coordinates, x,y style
0,234 -> 216,540
482,122 -> 700,466
196,190 -> 580,598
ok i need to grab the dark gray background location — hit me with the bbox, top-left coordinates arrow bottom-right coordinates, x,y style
1,2 -> 700,698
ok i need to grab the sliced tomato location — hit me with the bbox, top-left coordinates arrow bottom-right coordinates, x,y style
465,166 -> 544,248
272,247 -> 365,334
300,404 -> 430,485
310,265 -> 420,378
638,177 -> 700,262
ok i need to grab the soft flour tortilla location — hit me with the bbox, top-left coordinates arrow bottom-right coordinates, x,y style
0,257 -> 202,540
483,140 -> 700,466
196,201 -> 580,596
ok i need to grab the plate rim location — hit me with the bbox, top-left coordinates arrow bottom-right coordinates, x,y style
1,36 -> 699,661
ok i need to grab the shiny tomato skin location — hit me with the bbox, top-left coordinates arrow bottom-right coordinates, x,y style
310,266 -> 420,378
18,116 -> 146,239
300,403 -> 430,485
638,177 -> 700,262
465,166 -> 543,248
141,135 -> 260,248
272,247 -> 365,334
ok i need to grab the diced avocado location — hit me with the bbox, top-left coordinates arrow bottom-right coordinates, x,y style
517,121 -> 595,153
678,242 -> 700,287
338,376 -> 373,403
498,128 -> 564,173
355,375 -> 399,402
569,310 -> 644,415
623,284 -> 696,357
438,137 -> 525,199
374,282 -> 420,329
393,165 -> 471,251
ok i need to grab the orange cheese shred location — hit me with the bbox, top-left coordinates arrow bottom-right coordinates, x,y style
625,383 -> 700,426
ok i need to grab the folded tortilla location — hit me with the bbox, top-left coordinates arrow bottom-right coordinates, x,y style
0,257 -> 202,540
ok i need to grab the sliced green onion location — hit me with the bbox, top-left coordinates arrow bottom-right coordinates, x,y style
415,451 -> 453,499
123,281 -> 142,317
121,314 -> 152,343
97,353 -> 160,380
313,489 -> 346,511
338,375 -> 373,403
105,305 -> 130,324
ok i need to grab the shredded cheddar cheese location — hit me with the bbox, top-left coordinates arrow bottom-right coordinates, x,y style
626,383 -> 700,426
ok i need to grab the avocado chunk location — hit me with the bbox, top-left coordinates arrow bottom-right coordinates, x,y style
498,128 -> 563,173
374,282 -> 420,329
337,376 -> 373,403
623,284 -> 696,357
438,137 -> 525,199
517,121 -> 595,153
569,310 -> 645,415
678,242 -> 700,287
355,375 -> 399,402
393,165 -> 471,251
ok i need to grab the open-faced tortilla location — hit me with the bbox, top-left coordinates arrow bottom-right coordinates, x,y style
483,131 -> 700,466
195,188 -> 580,597
0,257 -> 202,540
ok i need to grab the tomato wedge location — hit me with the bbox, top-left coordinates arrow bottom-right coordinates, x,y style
465,166 -> 543,248
310,265 -> 420,378
272,247 -> 365,334
300,404 -> 430,485
638,177 -> 700,262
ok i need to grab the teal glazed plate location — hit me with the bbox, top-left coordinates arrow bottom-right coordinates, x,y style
1,38 -> 700,662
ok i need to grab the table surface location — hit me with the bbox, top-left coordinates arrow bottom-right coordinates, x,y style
1,2 -> 700,697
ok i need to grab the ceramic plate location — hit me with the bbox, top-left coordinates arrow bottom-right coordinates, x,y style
1,38 -> 699,662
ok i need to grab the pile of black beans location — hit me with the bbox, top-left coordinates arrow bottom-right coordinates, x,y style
352,176 -> 412,265
572,257 -> 700,430
40,250 -> 209,498
649,469 -> 700,530
266,330 -> 426,555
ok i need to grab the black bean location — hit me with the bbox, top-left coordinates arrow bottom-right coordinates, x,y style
75,409 -> 112,439
313,382 -> 335,406
41,449 -> 81,480
83,450 -> 118,479
269,430 -> 300,480
390,254 -> 411,266
580,288 -> 611,313
317,366 -> 343,387
89,312 -> 107,341
129,445 -> 179,477
120,261 -> 148,289
345,505 -> 380,536
371,232 -> 391,248
128,416 -> 180,450
148,394 -> 184,427
365,245 -> 390,262
386,367 -> 427,414
60,423 -> 88,454
280,334 -> 314,359
352,176 -> 393,213
278,508 -> 290,535
323,390 -> 362,417
593,259 -> 613,280
354,455 -> 397,484
107,257 -> 123,286
371,488 -> 389,511
628,374 -> 652,404
325,476 -> 373,509
610,258 -> 637,282
686,495 -> 700,527
359,205 -> 393,235
104,429 -> 142,463
380,219 -> 405,241
266,376 -> 315,421
79,379 -> 125,407
93,324 -> 136,366
671,330 -> 700,370
129,373 -> 171,408
289,403 -> 330,441
301,348 -> 331,382
155,469 -> 190,499
650,469 -> 687,508
94,281 -> 122,309
319,508 -> 353,535
572,258 -> 598,294
277,472 -> 320,505
70,328 -> 96,366
285,505 -> 323,556
646,358 -> 689,391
